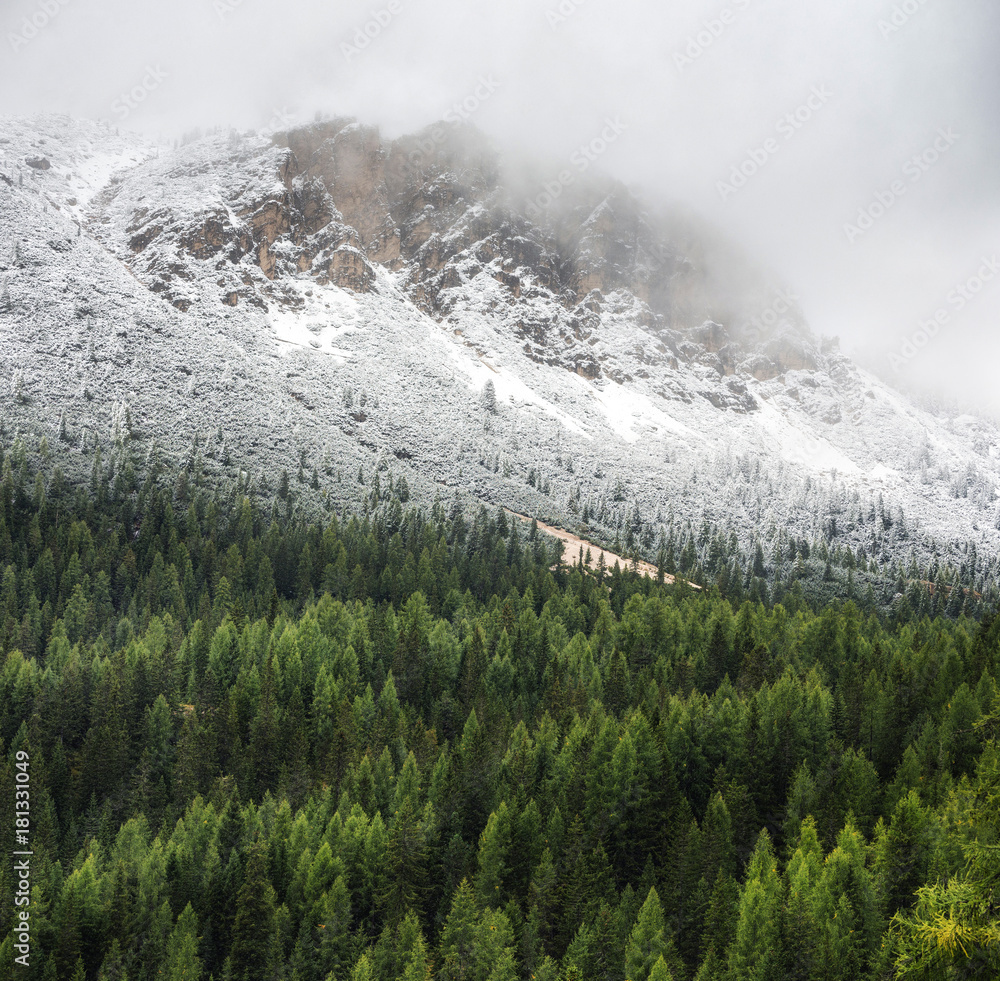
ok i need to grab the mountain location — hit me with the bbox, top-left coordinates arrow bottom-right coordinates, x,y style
1,114 -> 998,605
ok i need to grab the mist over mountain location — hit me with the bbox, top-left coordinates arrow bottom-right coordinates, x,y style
3,8 -> 1000,976
3,0 -> 999,413
2,113 -> 999,613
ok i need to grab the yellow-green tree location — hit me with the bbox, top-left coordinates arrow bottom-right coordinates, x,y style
892,740 -> 1000,978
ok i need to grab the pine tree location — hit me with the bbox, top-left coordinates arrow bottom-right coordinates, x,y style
352,951 -> 374,981
373,911 -> 431,981
624,887 -> 670,981
480,379 -> 497,414
316,875 -> 353,978
229,839 -> 276,981
438,879 -> 480,981
648,954 -> 674,981
872,790 -> 934,919
475,802 -> 511,909
165,903 -> 203,981
383,792 -> 432,922
96,939 -> 127,981
727,830 -> 783,981
891,739 -> 1000,977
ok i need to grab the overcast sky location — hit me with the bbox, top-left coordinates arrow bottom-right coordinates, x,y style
3,0 -> 999,412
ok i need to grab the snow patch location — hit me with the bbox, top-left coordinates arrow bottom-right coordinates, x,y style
578,377 -> 698,444
430,324 -> 592,439
753,400 -> 861,475
269,280 -> 360,358
869,463 -> 900,482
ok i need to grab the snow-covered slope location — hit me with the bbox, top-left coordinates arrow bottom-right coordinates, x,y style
1,114 -> 998,586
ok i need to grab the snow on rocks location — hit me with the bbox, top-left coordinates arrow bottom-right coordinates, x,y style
1,114 -> 998,576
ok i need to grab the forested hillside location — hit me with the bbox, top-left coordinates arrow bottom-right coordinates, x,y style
5,115 -> 1000,616
0,436 -> 998,981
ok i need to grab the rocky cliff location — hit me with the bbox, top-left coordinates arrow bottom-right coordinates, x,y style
87,117 -> 818,393
2,114 -> 998,582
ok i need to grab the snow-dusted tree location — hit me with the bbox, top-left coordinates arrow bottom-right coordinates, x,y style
11,369 -> 25,403
111,402 -> 134,446
480,379 -> 497,414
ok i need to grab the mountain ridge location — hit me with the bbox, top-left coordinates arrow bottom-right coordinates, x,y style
1,113 -> 998,608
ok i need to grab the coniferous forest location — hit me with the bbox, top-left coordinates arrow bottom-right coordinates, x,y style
1,440 -> 998,981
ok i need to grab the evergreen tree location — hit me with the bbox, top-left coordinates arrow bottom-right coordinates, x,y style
727,830 -> 783,981
229,839 -> 276,981
891,739 -> 1000,978
480,380 -> 497,415
624,887 -> 670,981
165,903 -> 203,981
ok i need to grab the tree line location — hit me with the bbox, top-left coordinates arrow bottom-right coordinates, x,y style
0,438 -> 998,980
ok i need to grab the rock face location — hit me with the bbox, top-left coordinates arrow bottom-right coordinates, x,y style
3,114 -> 1000,585
88,118 -> 814,395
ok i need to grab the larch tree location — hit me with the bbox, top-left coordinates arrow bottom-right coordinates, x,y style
624,887 -> 670,981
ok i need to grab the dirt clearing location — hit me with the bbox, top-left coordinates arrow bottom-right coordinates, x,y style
506,510 -> 700,588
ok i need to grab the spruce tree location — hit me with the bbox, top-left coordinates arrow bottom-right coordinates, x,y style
229,839 -> 276,981
624,887 -> 670,981
165,903 -> 203,981
726,830 -> 783,981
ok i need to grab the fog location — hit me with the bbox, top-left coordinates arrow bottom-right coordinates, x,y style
3,0 -> 999,412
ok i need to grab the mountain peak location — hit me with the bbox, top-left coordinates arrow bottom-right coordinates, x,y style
2,112 -> 998,580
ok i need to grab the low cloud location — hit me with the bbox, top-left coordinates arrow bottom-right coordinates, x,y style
2,0 -> 998,410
